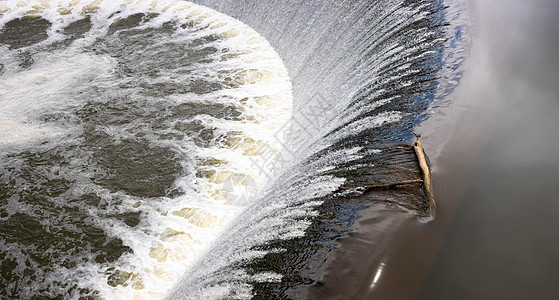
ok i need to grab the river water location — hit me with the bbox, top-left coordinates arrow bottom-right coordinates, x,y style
420,0 -> 559,298
6,0 -> 542,299
0,1 -> 292,298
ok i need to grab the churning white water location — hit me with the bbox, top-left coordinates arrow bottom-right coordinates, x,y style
0,0 -> 292,298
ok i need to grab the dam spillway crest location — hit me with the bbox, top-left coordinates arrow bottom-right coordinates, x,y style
0,0 -> 466,299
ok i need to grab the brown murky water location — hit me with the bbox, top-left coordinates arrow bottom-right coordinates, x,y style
420,0 -> 559,298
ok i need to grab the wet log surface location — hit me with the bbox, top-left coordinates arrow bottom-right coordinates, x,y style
414,137 -> 436,219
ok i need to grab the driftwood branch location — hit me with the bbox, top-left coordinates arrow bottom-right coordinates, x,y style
413,136 -> 436,219
363,179 -> 423,190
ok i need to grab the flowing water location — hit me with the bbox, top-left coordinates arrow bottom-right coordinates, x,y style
0,1 -> 292,298
0,0 -> 467,299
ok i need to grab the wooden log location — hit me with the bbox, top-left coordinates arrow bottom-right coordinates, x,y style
363,179 -> 423,190
336,179 -> 423,192
413,136 -> 436,219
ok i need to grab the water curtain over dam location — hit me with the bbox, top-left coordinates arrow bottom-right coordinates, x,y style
0,0 -> 466,298
168,0 -> 465,298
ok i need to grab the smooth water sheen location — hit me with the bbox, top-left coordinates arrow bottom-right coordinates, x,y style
420,0 -> 559,298
0,1 -> 291,298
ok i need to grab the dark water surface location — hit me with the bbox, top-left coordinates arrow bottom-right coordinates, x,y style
420,0 -> 559,298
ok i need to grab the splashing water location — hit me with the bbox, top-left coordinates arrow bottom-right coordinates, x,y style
0,0 -> 292,298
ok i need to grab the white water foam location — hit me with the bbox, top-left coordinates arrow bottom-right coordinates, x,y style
0,0 -> 292,298
0,51 -> 116,146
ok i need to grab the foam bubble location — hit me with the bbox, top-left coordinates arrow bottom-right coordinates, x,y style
0,0 -> 292,298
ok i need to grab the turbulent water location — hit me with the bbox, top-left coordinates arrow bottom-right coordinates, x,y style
0,0 -> 466,299
0,0 -> 292,298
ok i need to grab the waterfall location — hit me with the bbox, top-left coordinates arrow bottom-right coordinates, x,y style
0,0 -> 466,298
167,0 -> 465,298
